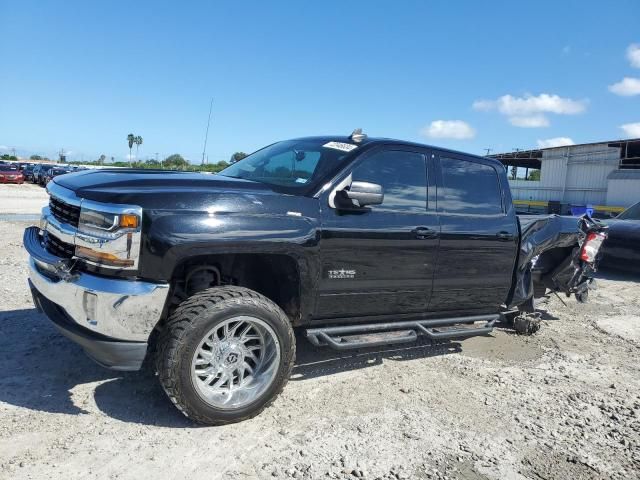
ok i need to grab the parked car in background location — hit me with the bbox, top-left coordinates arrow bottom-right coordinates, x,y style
600,201 -> 640,272
0,165 -> 25,184
22,164 -> 36,181
41,167 -> 71,186
32,164 -> 55,184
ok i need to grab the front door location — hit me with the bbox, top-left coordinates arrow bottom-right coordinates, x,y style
314,147 -> 439,319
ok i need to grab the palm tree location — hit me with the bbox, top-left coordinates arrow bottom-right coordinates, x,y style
134,136 -> 143,164
127,133 -> 135,166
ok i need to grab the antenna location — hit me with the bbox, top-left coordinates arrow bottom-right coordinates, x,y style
201,98 -> 213,165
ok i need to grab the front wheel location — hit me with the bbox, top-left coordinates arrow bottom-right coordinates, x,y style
156,286 -> 295,425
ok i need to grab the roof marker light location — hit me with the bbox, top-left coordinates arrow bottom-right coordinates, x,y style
350,128 -> 367,143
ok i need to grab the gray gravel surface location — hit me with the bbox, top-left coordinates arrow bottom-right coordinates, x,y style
0,193 -> 639,479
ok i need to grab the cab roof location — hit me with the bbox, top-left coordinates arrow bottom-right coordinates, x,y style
289,135 -> 501,167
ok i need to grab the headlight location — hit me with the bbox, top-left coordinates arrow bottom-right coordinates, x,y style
75,202 -> 142,269
78,208 -> 139,235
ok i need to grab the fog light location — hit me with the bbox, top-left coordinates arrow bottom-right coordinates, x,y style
83,291 -> 98,325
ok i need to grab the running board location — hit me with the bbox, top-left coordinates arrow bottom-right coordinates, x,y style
305,314 -> 499,351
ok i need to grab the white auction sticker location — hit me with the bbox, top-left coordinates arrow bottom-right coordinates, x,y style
322,141 -> 358,152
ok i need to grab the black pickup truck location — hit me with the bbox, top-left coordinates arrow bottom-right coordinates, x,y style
23,131 -> 607,425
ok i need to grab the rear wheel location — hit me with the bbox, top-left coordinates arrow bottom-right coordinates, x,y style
156,286 -> 295,425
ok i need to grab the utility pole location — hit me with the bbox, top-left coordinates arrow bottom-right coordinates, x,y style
201,97 -> 213,165
155,152 -> 159,163
484,148 -> 492,156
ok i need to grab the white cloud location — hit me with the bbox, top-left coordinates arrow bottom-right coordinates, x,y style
509,115 -> 550,128
421,120 -> 476,140
473,93 -> 587,128
620,122 -> 640,138
473,93 -> 587,116
537,137 -> 575,149
608,77 -> 640,96
0,145 -> 9,150
627,43 -> 640,68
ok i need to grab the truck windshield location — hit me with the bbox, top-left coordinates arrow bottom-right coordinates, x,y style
218,139 -> 352,189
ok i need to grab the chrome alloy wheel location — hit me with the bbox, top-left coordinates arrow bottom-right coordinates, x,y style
190,316 -> 281,409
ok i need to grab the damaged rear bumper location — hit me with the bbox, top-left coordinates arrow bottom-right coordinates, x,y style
508,214 -> 608,309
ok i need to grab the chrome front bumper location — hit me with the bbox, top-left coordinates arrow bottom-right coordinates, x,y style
25,227 -> 170,342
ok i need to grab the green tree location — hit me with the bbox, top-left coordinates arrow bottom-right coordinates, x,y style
163,154 -> 188,170
199,160 -> 229,173
145,158 -> 160,167
510,165 -> 518,180
230,152 -> 247,163
127,133 -> 135,166
30,154 -> 43,160
98,154 -> 106,165
528,169 -> 541,181
134,135 -> 143,161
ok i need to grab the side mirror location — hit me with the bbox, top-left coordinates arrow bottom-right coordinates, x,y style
343,181 -> 384,208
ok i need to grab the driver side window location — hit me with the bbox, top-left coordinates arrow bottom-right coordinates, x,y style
351,150 -> 427,213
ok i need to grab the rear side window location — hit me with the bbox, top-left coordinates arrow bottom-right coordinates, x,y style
439,157 -> 503,215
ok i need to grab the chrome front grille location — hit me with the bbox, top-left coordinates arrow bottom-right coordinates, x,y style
44,232 -> 75,259
49,196 -> 81,228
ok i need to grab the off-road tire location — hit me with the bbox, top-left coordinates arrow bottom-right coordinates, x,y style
155,286 -> 295,425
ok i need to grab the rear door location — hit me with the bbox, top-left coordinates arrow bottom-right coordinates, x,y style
315,146 -> 439,319
430,153 -> 518,312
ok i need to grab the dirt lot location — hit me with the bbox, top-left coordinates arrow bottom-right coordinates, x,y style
0,183 -> 48,215
0,184 -> 638,480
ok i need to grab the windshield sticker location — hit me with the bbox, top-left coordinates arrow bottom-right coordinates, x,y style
323,141 -> 358,152
295,178 -> 308,184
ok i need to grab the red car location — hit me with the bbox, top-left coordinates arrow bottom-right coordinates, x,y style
0,166 -> 24,184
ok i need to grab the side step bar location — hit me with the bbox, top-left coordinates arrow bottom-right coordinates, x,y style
305,314 -> 499,351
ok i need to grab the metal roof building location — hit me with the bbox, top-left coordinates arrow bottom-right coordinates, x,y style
491,138 -> 640,215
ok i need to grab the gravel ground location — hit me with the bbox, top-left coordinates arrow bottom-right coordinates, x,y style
0,183 -> 48,215
0,184 -> 639,480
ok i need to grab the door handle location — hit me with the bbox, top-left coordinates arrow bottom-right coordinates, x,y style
496,231 -> 514,241
413,227 -> 438,239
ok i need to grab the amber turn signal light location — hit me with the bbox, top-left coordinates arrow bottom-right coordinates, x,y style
119,214 -> 139,229
75,246 -> 135,267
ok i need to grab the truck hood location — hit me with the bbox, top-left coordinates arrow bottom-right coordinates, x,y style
54,169 -> 270,197
49,169 -> 322,217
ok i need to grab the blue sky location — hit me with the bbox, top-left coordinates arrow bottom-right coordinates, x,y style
1,0 -> 639,163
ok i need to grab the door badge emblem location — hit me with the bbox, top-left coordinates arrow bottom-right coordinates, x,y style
328,269 -> 356,279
